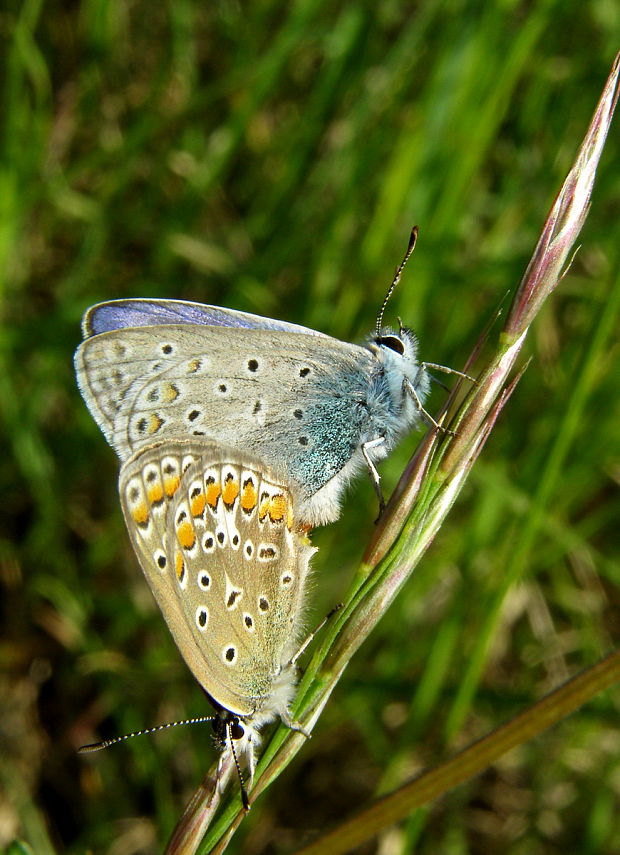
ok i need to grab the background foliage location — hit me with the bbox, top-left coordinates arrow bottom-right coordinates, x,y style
1,2 -> 620,853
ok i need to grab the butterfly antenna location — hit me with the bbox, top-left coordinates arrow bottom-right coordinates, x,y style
375,226 -> 419,337
78,715 -> 215,753
227,722 -> 250,811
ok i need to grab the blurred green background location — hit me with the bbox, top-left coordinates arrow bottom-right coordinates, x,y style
2,2 -> 620,853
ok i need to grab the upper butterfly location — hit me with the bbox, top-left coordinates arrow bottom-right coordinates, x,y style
75,230 -> 434,526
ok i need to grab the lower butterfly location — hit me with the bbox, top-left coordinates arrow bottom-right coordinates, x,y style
87,441 -> 316,808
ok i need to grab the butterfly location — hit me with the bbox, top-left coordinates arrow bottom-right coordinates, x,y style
74,231 -> 448,527
109,440 -> 316,806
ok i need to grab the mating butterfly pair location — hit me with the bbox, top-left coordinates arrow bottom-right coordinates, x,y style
75,232 -> 445,806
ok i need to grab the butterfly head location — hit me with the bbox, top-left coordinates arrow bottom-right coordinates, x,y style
209,708 -> 255,810
370,324 -> 429,413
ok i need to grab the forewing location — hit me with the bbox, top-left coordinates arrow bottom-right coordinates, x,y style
82,299 -> 331,337
119,441 -> 315,717
75,323 -> 372,480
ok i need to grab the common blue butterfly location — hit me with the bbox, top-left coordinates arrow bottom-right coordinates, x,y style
75,230 -> 447,525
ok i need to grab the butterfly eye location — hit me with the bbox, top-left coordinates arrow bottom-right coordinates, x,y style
230,721 -> 245,740
377,335 -> 405,355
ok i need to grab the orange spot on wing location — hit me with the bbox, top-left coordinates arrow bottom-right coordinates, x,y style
175,551 -> 185,581
222,476 -> 239,506
147,484 -> 164,504
147,413 -> 163,435
296,522 -> 313,545
268,494 -> 287,522
132,503 -> 149,526
206,479 -> 221,508
190,492 -> 206,517
162,383 -> 179,402
164,475 -> 180,497
240,480 -> 257,511
177,520 -> 196,550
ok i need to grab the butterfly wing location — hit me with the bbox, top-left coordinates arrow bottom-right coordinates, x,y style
82,299 -> 331,338
76,321 -> 376,520
119,441 -> 315,718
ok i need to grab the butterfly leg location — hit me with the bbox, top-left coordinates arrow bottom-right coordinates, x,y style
290,603 -> 343,667
421,362 -> 477,384
280,712 -> 311,739
282,605 -> 344,739
421,362 -> 477,394
361,437 -> 387,515
404,377 -> 456,437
